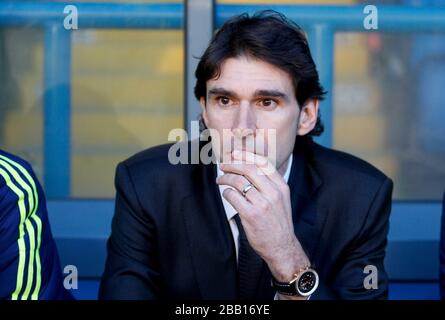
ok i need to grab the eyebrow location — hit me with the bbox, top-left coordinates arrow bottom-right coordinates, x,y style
207,88 -> 237,98
207,87 -> 290,102
254,89 -> 289,102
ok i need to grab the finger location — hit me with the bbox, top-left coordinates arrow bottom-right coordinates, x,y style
232,149 -> 288,190
219,162 -> 276,196
232,149 -> 269,167
217,173 -> 267,205
222,187 -> 252,216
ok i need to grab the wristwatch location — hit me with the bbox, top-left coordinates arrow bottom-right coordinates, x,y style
271,266 -> 319,297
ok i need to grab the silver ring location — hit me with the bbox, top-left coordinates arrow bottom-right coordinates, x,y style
241,183 -> 254,197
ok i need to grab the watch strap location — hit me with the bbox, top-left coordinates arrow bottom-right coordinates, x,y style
270,266 -> 310,296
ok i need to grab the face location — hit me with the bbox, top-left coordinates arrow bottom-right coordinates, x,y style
200,55 -> 319,174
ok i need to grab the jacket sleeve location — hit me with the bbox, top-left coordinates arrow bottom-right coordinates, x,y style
312,178 -> 393,300
0,152 -> 72,300
98,162 -> 161,299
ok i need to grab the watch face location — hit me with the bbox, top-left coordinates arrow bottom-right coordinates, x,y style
297,271 -> 317,294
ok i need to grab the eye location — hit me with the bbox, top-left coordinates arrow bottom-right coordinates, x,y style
259,98 -> 277,109
218,96 -> 232,107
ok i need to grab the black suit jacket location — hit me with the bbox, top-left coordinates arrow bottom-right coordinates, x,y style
99,137 -> 393,300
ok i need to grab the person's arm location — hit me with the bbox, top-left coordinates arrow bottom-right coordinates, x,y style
311,178 -> 393,300
98,162 -> 161,300
0,152 -> 72,300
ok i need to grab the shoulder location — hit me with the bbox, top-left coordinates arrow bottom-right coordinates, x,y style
122,142 -> 176,168
120,140 -> 195,175
115,141 -> 199,194
0,150 -> 35,177
308,142 -> 393,214
0,150 -> 37,198
113,141 -> 207,218
310,142 -> 389,186
308,143 -> 393,243
0,150 -> 40,229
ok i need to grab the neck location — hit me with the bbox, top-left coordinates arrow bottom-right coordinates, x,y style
277,156 -> 290,177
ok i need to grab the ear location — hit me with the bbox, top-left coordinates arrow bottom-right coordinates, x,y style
199,97 -> 209,127
297,98 -> 319,136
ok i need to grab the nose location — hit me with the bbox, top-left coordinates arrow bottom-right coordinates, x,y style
232,102 -> 256,139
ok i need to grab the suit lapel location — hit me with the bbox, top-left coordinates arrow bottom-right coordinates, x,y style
287,138 -> 328,265
182,161 -> 238,299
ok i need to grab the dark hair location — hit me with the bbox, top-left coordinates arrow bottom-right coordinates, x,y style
194,10 -> 326,136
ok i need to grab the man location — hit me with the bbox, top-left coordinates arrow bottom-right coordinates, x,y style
0,150 -> 72,300
99,11 -> 393,300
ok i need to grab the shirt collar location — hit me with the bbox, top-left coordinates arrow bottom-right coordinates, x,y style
216,153 -> 294,221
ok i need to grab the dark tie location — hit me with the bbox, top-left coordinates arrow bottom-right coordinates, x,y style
233,214 -> 264,300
